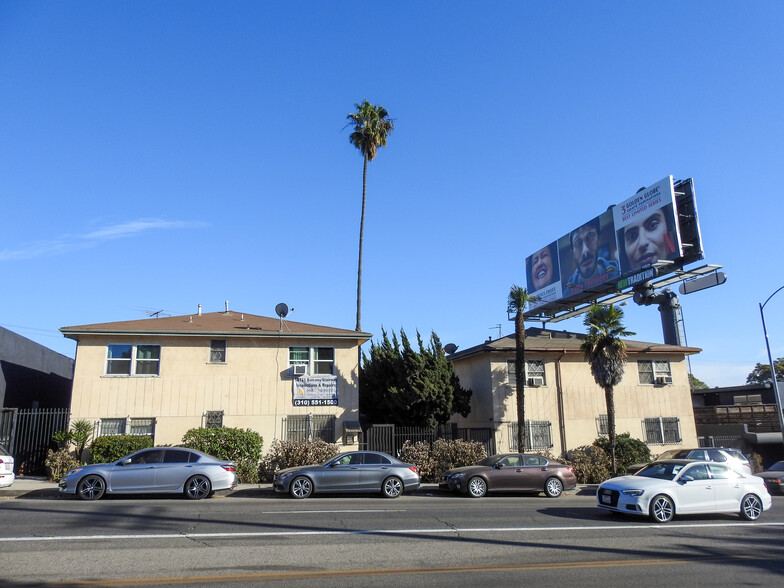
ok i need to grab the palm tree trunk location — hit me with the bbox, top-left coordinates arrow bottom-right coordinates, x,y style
515,310 -> 526,452
356,154 -> 368,332
604,385 -> 617,474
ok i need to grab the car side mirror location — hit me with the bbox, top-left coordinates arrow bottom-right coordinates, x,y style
679,475 -> 694,483
119,458 -> 132,466
494,463 -> 503,469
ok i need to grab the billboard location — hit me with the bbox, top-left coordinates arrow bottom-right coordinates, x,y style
526,176 -> 702,315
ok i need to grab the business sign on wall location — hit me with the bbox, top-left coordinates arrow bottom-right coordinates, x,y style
526,176 -> 703,316
292,375 -> 338,406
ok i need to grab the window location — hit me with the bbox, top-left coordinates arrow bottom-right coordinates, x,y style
98,417 -> 156,437
313,347 -> 334,375
507,359 -> 546,387
289,347 -> 335,376
284,414 -> 336,442
209,340 -> 226,363
129,418 -> 155,436
99,418 -> 126,436
642,417 -> 681,444
637,360 -> 671,385
509,420 -> 553,451
596,414 -> 608,435
106,344 -> 160,376
205,410 -> 224,428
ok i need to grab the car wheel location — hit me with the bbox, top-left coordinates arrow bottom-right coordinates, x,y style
382,476 -> 403,498
649,494 -> 674,523
184,475 -> 212,500
290,476 -> 313,499
77,475 -> 106,501
740,494 -> 763,521
544,477 -> 563,498
467,476 -> 487,498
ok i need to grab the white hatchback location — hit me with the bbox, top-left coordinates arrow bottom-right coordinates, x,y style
0,443 -> 15,488
597,459 -> 772,523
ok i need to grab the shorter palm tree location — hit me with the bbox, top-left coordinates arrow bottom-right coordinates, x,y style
580,304 -> 635,474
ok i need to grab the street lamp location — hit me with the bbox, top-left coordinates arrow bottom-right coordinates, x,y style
760,285 -> 784,451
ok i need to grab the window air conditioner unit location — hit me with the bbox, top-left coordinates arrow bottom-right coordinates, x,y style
527,376 -> 544,387
656,375 -> 673,385
292,364 -> 308,376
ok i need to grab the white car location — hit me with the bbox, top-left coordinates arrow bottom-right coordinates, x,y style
597,459 -> 772,523
0,443 -> 14,488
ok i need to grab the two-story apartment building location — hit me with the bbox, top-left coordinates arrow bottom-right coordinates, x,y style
61,307 -> 370,448
448,327 -> 700,456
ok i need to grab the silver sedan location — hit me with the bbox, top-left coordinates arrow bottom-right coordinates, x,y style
58,447 -> 237,500
273,451 -> 421,498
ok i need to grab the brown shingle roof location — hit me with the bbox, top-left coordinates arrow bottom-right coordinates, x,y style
449,327 -> 701,360
60,311 -> 371,342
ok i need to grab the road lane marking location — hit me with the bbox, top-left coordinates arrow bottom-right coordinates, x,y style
1,521 -> 782,543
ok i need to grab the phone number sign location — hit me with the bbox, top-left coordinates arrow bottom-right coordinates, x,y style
292,375 -> 338,407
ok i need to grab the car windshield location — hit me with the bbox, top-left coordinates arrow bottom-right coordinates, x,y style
769,461 -> 784,472
635,462 -> 684,480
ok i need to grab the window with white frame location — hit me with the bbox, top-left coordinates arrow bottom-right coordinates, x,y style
642,417 -> 681,444
106,344 -> 161,376
209,340 -> 226,363
637,360 -> 672,385
507,359 -> 546,387
289,346 -> 335,376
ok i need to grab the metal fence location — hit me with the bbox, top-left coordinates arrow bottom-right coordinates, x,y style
0,408 -> 71,475
364,424 -> 495,456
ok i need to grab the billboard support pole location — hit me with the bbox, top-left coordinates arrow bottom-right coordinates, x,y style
632,285 -> 684,346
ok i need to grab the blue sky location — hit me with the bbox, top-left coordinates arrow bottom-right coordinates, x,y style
1,1 -> 782,387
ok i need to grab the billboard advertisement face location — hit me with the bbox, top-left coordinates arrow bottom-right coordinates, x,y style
613,176 -> 681,274
526,176 -> 691,315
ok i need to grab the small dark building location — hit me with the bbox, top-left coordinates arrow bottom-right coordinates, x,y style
692,382 -> 783,467
0,326 -> 73,409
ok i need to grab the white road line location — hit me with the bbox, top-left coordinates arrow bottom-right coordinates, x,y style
1,521 -> 782,543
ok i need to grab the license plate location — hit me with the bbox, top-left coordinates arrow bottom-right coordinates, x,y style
601,493 -> 611,504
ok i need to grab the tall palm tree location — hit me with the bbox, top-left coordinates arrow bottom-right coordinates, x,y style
347,99 -> 394,332
580,304 -> 635,474
507,285 -> 537,452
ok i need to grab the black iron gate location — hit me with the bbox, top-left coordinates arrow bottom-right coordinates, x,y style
0,408 -> 71,475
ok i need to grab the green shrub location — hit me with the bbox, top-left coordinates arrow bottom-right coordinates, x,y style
181,427 -> 263,484
89,435 -> 154,464
594,433 -> 651,475
564,445 -> 611,484
399,439 -> 487,482
44,448 -> 81,482
259,439 -> 340,482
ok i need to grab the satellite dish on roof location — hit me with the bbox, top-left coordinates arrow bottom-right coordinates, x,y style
275,303 -> 289,318
444,343 -> 458,355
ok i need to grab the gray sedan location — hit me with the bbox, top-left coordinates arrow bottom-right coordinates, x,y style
58,447 -> 237,500
273,451 -> 421,498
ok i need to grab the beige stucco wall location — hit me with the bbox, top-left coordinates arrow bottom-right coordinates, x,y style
451,351 -> 698,456
68,335 -> 361,448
